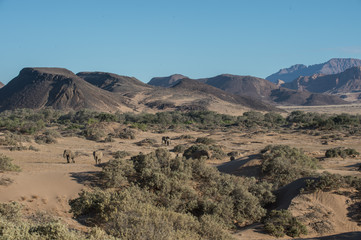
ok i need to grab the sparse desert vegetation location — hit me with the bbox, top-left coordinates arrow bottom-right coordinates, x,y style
1,108 -> 361,239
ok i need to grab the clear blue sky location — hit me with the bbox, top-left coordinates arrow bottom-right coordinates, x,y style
1,0 -> 361,84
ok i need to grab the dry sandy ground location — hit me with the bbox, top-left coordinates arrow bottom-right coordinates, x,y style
278,103 -> 361,115
1,123 -> 361,239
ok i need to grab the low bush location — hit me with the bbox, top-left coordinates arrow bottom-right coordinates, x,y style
117,128 -> 136,139
35,130 -> 60,144
0,154 -> 21,172
82,125 -> 106,141
28,145 -> 40,151
264,210 -> 307,238
112,151 -> 131,159
9,144 -> 28,151
135,138 -> 157,146
325,147 -> 359,158
172,144 -> 187,153
195,137 -> 215,145
179,134 -> 194,140
303,172 -> 360,193
0,202 -> 22,222
101,159 -> 135,188
209,145 -> 226,159
183,144 -> 210,159
260,145 -> 318,189
0,177 -> 13,186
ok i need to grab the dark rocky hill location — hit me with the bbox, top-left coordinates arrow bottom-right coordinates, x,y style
171,78 -> 279,111
197,74 -> 277,101
266,58 -> 361,83
77,72 -> 152,94
195,74 -> 346,106
270,88 -> 347,106
148,74 -> 188,87
0,68 -> 285,114
0,68 -> 132,112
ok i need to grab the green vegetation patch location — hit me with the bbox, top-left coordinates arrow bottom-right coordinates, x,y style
70,149 -> 275,239
260,145 -> 318,189
0,154 -> 21,172
325,147 -> 359,158
264,209 -> 307,238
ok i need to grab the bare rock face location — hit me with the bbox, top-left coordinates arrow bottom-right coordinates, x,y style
267,58 -> 361,83
0,82 -> 4,88
0,67 -> 130,111
77,71 -> 152,93
283,67 -> 361,94
148,74 -> 188,87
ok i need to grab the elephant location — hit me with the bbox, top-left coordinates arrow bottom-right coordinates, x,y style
63,149 -> 75,163
93,150 -> 103,165
162,136 -> 171,146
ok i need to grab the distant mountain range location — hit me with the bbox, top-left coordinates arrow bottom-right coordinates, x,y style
3,59 -> 361,113
282,66 -> 361,102
148,74 -> 346,106
0,67 -> 278,113
266,58 -> 361,83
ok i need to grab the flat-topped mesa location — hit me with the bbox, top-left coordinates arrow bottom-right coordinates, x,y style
0,67 -> 130,112
10,67 -> 79,88
148,74 -> 188,87
22,67 -> 76,77
77,71 -> 151,92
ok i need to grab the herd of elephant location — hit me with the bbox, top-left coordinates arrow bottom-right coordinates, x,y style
63,149 -> 103,165
62,136 -> 172,165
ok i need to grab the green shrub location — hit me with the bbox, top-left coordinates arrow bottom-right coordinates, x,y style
83,125 -> 106,141
112,151 -> 131,159
117,128 -> 136,139
0,177 -> 13,186
35,130 -> 60,144
183,144 -> 210,159
9,144 -> 28,151
135,138 -> 157,146
209,145 -> 226,159
0,202 -> 22,222
179,134 -> 194,140
0,154 -> 21,172
130,122 -> 148,131
304,172 -> 348,192
261,145 -> 318,188
195,137 -> 215,145
264,210 -> 307,238
172,144 -> 187,153
101,159 -> 135,188
325,147 -> 359,158
71,148 -> 274,238
28,145 -> 40,151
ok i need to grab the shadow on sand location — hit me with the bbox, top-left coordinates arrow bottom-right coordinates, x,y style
70,170 -> 102,187
296,231 -> 361,240
217,154 -> 260,176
